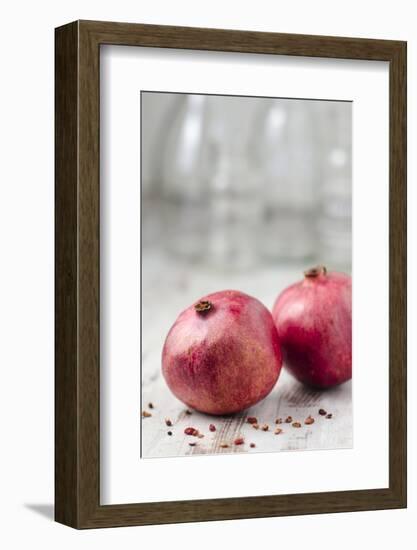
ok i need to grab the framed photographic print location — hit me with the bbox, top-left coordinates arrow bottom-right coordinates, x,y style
55,20 -> 407,528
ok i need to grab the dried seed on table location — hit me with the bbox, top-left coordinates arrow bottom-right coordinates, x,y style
209,424 -> 216,432
148,402 -> 154,409
305,416 -> 315,425
247,416 -> 258,424
167,431 -> 173,436
326,413 -> 333,419
274,427 -> 283,435
252,423 -> 259,430
189,442 -> 197,447
261,424 -> 269,431
275,418 -> 282,424
142,410 -> 152,418
319,408 -> 327,416
220,443 -> 229,448
185,409 -> 192,415
292,422 -> 302,428
184,427 -> 199,436
234,437 -> 245,445
285,416 -> 292,423
165,418 -> 172,427
250,443 -> 256,448
198,433 -> 205,439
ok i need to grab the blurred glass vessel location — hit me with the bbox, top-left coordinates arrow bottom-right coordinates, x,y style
250,98 -> 318,263
204,96 -> 262,271
315,102 -> 352,271
160,94 -> 209,262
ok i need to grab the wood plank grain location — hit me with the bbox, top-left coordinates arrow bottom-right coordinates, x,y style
142,370 -> 352,459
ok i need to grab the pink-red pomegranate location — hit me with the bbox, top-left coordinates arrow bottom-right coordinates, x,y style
272,266 -> 351,389
162,290 -> 282,415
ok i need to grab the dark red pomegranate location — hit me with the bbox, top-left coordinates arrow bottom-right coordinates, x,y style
162,290 -> 282,415
272,266 -> 351,389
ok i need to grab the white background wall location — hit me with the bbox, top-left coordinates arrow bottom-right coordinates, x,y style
0,1 -> 414,548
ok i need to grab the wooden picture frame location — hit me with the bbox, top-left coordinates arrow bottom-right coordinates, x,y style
55,20 -> 407,528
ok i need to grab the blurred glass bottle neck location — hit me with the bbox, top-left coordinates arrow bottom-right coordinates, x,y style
161,94 -> 209,200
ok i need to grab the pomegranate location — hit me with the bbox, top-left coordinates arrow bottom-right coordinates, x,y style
162,290 -> 282,415
272,266 -> 351,389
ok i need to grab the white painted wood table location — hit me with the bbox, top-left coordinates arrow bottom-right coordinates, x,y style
141,252 -> 352,459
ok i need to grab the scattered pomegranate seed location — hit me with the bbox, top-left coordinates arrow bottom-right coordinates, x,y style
285,416 -> 293,423
292,422 -> 302,428
184,427 -> 198,436
274,427 -> 283,435
319,409 -> 327,416
209,424 -> 216,432
305,416 -> 315,425
247,416 -> 258,424
142,410 -> 152,418
234,437 -> 245,445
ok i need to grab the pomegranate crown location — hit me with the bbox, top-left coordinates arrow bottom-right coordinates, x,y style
194,300 -> 213,315
304,265 -> 327,278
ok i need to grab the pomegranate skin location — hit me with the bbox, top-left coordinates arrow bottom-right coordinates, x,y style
162,290 -> 282,415
272,267 -> 351,389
